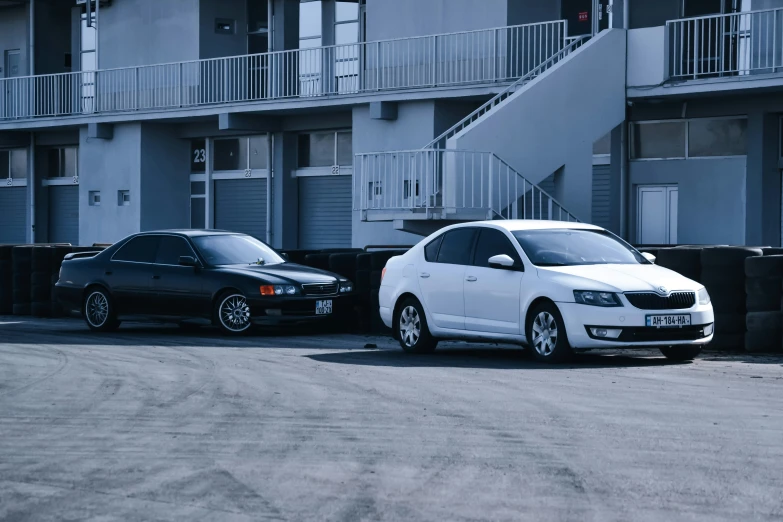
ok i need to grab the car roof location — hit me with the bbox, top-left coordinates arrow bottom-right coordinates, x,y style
447,220 -> 603,233
137,229 -> 242,238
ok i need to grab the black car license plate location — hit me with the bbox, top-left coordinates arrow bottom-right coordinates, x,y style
316,300 -> 333,315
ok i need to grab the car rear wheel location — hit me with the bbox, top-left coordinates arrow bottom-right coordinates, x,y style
84,288 -> 121,332
659,345 -> 702,361
526,302 -> 572,363
215,292 -> 252,335
396,298 -> 437,354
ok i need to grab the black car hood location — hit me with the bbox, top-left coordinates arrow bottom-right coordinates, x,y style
217,262 -> 343,284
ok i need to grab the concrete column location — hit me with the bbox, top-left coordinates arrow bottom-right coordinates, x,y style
272,0 -> 299,51
272,132 -> 299,249
745,111 -> 781,247
608,122 -> 625,236
553,141 -> 593,223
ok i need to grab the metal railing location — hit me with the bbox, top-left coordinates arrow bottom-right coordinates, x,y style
668,7 -> 783,79
0,20 -> 567,121
425,34 -> 589,149
354,149 -> 578,223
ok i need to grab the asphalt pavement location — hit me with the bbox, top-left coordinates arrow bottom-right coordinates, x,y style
0,317 -> 781,522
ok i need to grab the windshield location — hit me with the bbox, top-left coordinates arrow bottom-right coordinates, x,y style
192,234 -> 285,266
512,229 -> 648,267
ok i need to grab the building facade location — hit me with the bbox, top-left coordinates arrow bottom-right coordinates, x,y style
0,0 -> 780,249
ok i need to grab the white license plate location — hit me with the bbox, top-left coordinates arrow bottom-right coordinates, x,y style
646,314 -> 691,328
315,300 -> 333,315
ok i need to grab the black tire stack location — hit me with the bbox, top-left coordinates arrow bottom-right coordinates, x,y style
328,252 -> 359,331
31,247 -> 54,318
12,246 -> 33,316
655,247 -> 702,283
0,246 -> 13,315
354,253 -> 372,332
700,247 -> 762,350
50,246 -> 74,317
744,255 -> 783,353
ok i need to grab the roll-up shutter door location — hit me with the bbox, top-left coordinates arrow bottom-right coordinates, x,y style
49,185 -> 79,245
298,175 -> 352,249
591,164 -> 611,230
0,187 -> 27,244
213,178 -> 267,238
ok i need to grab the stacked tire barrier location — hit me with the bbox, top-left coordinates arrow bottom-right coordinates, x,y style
12,246 -> 33,316
655,247 -> 702,283
0,246 -> 13,315
700,247 -> 763,351
31,246 -> 54,317
744,254 -> 783,353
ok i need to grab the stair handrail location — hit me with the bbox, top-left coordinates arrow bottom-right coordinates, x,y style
424,34 -> 590,150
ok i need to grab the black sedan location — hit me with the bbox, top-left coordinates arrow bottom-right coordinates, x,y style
55,230 -> 354,334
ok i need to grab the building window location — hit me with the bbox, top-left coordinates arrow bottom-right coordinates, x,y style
299,0 -> 322,48
335,0 -> 360,93
629,118 -> 747,160
298,131 -> 352,168
213,136 -> 268,172
117,190 -> 131,206
46,147 -> 78,179
80,12 -> 96,108
89,191 -> 101,206
299,0 -> 323,96
0,149 -> 28,179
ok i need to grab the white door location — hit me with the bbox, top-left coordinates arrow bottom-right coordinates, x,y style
637,185 -> 678,245
463,228 -> 524,335
416,227 -> 477,330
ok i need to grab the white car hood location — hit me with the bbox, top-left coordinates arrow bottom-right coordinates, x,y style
538,263 -> 700,293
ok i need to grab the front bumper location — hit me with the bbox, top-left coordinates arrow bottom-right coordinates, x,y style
246,294 -> 355,325
557,301 -> 714,349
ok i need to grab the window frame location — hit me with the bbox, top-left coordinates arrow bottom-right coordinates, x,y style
295,130 -> 353,175
423,234 -> 444,263
629,116 -> 749,161
434,227 -> 479,266
110,235 -> 163,265
0,148 -> 29,187
154,235 -> 201,267
210,135 -> 270,180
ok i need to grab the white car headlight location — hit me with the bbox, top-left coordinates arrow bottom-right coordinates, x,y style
573,290 -> 623,307
697,287 -> 711,305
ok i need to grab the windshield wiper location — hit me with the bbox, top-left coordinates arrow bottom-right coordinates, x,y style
536,262 -> 570,267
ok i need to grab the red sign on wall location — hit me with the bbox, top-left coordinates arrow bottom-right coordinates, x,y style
578,11 -> 589,22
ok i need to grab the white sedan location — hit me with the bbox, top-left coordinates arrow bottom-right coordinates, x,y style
378,221 -> 714,362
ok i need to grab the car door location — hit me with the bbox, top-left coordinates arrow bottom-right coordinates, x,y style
150,235 -> 208,318
463,227 -> 524,335
416,227 -> 477,330
107,235 -> 160,315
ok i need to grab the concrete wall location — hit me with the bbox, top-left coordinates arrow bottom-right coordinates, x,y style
0,5 -> 29,77
97,0 -> 200,69
199,0 -> 247,59
628,0 -> 679,29
139,124 -> 190,232
451,29 -> 627,222
366,0 -> 509,41
627,27 -> 666,87
629,158 -> 747,246
79,124 -> 142,245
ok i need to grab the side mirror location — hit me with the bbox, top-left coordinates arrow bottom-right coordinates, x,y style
641,252 -> 657,264
179,256 -> 199,267
488,254 -> 520,271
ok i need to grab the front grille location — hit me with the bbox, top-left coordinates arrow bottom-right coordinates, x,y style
301,282 -> 338,296
625,292 -> 696,310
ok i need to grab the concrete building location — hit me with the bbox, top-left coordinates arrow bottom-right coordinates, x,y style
0,0 -> 780,249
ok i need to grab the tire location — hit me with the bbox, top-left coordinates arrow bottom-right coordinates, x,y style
659,345 -> 702,361
30,302 -> 52,318
714,313 -> 746,335
526,301 -> 572,363
355,270 -> 371,292
746,278 -> 782,312
745,255 -> 783,278
746,311 -> 782,332
657,248 -> 702,281
12,303 -> 30,316
84,287 -> 121,332
370,251 -> 397,271
744,330 -> 782,353
214,292 -> 253,335
30,271 -> 50,288
31,247 -> 52,272
395,297 -> 437,353
710,332 -> 745,351
701,247 -> 762,270
328,253 -> 358,279
356,253 -> 372,271
303,253 -> 331,271
708,287 -> 747,315
370,270 -> 382,291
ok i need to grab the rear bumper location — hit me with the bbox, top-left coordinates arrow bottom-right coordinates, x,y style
55,283 -> 83,313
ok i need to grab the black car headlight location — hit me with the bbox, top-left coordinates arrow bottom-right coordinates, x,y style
260,285 -> 298,296
573,290 -> 623,307
339,280 -> 353,293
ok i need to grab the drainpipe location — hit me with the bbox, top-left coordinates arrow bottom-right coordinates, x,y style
95,0 -> 100,67
266,133 -> 273,245
29,0 -> 35,243
620,0 -> 629,239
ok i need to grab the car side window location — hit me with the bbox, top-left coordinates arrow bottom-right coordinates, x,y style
472,228 -> 522,268
436,228 -> 477,266
156,236 -> 196,266
424,235 -> 443,262
112,236 -> 161,264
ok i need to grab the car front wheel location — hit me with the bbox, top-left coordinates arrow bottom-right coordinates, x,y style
215,292 -> 253,335
84,287 -> 121,332
396,298 -> 437,354
659,345 -> 702,361
526,301 -> 572,363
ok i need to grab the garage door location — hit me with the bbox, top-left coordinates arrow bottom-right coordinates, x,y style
0,187 -> 27,244
213,178 -> 267,239
298,175 -> 352,249
49,185 -> 79,245
591,164 -> 611,230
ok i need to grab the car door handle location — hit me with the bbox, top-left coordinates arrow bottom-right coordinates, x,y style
419,273 -> 430,279
466,276 -> 477,282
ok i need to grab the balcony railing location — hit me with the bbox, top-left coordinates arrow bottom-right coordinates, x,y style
668,8 -> 783,79
0,20 -> 567,122
354,148 -> 578,223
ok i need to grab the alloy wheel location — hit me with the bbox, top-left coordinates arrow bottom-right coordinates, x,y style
85,291 -> 109,328
399,305 -> 421,348
532,311 -> 558,357
219,294 -> 251,333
